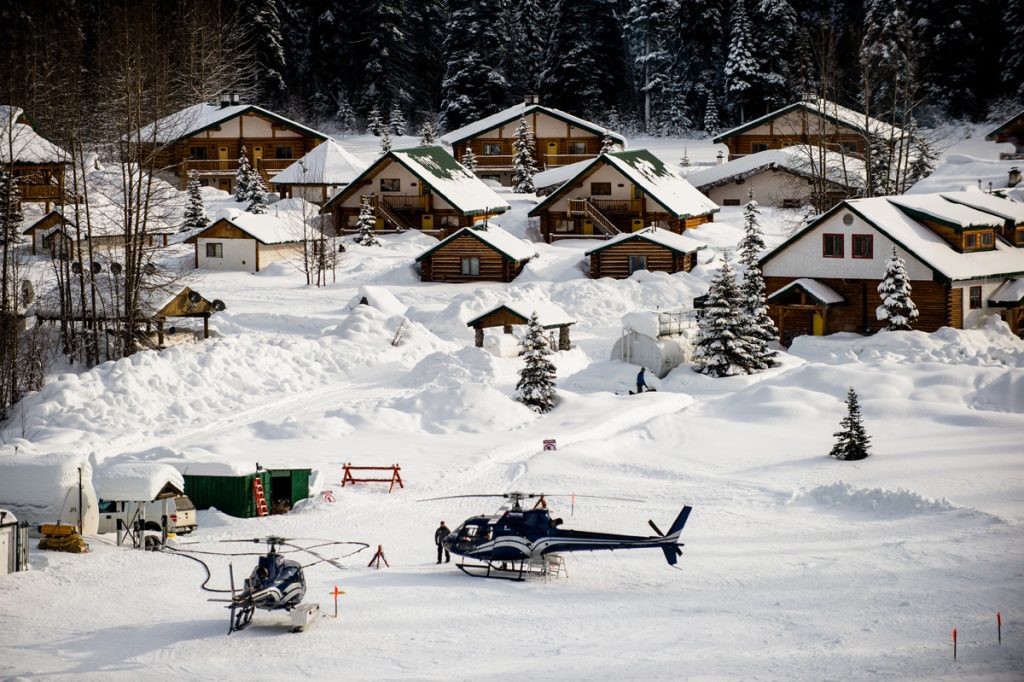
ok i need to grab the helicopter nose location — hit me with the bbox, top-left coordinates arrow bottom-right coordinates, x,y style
442,532 -> 456,550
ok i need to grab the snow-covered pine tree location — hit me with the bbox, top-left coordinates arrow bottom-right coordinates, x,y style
366,106 -> 385,136
354,197 -> 382,246
0,170 -> 24,244
418,119 -> 439,146
703,91 -> 720,135
389,105 -> 407,136
512,117 -> 538,194
461,147 -> 478,173
600,133 -> 616,154
876,245 -> 919,331
753,0 -> 803,109
380,126 -> 393,155
829,387 -> 871,461
680,147 -> 690,167
514,312 -> 557,413
246,173 -> 268,214
236,0 -> 287,106
905,118 -> 938,189
1003,0 -> 1024,100
235,147 -> 253,203
724,0 -> 758,122
624,0 -> 680,133
440,0 -> 511,130
182,170 -> 209,232
693,258 -> 756,377
334,96 -> 358,135
738,193 -> 779,369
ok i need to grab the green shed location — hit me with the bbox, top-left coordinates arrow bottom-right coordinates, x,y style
183,468 -> 312,519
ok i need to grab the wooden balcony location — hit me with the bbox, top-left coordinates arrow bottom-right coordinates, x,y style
180,157 -> 295,179
380,194 -> 428,211
475,154 -> 515,168
19,183 -> 64,202
590,198 -> 641,213
544,153 -> 597,167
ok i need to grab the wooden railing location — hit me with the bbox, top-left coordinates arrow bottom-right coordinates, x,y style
181,157 -> 295,179
544,153 -> 596,166
362,194 -> 411,231
583,201 -> 619,236
568,199 -> 589,215
379,194 -> 427,211
590,198 -> 641,214
474,154 -> 515,168
19,184 -> 64,201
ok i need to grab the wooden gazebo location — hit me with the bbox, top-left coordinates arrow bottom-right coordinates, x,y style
154,287 -> 224,343
466,302 -> 575,350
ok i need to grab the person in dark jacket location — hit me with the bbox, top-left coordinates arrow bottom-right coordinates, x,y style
636,367 -> 648,394
435,521 -> 450,564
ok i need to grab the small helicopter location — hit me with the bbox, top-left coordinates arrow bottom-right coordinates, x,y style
427,492 -> 692,581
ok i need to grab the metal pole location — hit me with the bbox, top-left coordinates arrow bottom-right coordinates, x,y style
78,467 -> 83,534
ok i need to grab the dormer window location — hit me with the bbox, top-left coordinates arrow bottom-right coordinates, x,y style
1016,227 -> 1024,245
964,231 -> 994,251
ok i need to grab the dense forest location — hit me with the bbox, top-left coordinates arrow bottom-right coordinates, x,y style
1,0 -> 1021,141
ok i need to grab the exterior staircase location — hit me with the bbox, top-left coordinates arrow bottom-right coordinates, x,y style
365,195 -> 411,231
582,200 -> 620,236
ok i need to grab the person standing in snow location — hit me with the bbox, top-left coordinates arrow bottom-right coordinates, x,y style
636,367 -> 648,394
435,521 -> 450,564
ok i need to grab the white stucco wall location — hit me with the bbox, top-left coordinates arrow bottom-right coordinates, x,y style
197,237 -> 257,272
258,242 -> 302,269
337,162 -> 454,211
544,164 -> 664,214
742,110 -> 858,138
490,112 -> 600,139
205,113 -> 301,139
762,208 -> 934,280
954,278 -> 1010,328
706,170 -> 811,207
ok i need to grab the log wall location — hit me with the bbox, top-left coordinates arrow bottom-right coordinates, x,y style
420,235 -> 525,282
590,242 -> 693,279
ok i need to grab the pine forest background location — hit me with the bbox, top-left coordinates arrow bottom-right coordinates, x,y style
2,0 -> 1022,143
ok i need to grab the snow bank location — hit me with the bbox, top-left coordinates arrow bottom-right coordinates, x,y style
345,285 -> 407,317
93,462 -> 185,501
379,383 -> 535,434
0,452 -> 92,508
791,482 -> 958,517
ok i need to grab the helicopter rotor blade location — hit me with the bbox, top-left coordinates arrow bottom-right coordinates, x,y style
648,520 -> 683,556
420,493 -> 644,503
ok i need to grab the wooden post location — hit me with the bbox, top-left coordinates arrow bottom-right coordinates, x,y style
474,327 -> 484,347
157,319 -> 164,346
559,325 -> 570,351
203,314 -> 210,339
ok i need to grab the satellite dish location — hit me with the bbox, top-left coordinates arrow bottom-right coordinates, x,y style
20,280 -> 34,305
71,262 -> 82,274
90,262 -> 102,274
188,290 -> 202,304
212,299 -> 226,312
110,262 -> 122,275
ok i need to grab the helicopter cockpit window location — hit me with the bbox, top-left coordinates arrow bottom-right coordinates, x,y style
458,526 -> 477,541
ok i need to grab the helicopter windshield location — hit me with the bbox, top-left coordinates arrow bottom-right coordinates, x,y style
455,522 -> 491,545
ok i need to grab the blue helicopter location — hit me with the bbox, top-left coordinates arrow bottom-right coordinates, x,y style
430,492 -> 692,580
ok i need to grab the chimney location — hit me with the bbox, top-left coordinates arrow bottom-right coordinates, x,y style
716,151 -> 725,165
524,94 -> 539,106
231,93 -> 240,106
1009,166 -> 1021,188
219,93 -> 231,108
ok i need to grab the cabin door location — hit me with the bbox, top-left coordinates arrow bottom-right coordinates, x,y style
812,312 -> 825,335
252,145 -> 263,168
546,141 -> 558,165
218,146 -> 229,171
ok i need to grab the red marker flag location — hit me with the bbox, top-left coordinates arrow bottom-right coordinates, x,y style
997,612 -> 1002,645
953,628 -> 957,661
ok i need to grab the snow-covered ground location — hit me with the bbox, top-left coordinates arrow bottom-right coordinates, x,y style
1,133 -> 1022,681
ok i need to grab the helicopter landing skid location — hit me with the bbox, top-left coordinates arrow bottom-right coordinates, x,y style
229,604 -> 255,634
456,558 -> 552,581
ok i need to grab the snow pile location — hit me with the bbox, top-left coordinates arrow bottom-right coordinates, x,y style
377,383 -> 535,434
93,462 -> 184,501
401,347 -> 507,391
0,452 -> 91,509
327,304 -> 450,359
791,482 -> 958,517
345,285 -> 407,317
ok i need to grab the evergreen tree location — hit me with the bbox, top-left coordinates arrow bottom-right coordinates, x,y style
236,0 -> 287,106
753,0 -> 803,109
1003,0 -> 1024,100
0,170 -> 23,244
876,245 -> 919,331
366,106 -> 386,136
703,91 -> 720,135
515,312 -> 557,414
673,0 -> 727,135
418,119 -> 439,146
235,146 -> 253,203
380,126 -> 393,155
354,197 -> 382,246
693,258 -> 756,377
461,146 -> 478,173
182,170 -> 209,232
829,387 -> 871,460
905,119 -> 938,189
600,134 -> 616,154
247,174 -> 268,214
389,104 -> 407,136
334,96 -> 358,135
512,117 -> 538,193
724,0 -> 757,122
357,0 -> 413,114
624,0 -> 680,133
440,0 -> 511,130
738,194 -> 779,369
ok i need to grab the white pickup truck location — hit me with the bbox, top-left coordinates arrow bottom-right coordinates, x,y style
97,495 -> 198,535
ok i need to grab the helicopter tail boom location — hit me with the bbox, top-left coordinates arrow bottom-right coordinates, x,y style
656,505 -> 691,566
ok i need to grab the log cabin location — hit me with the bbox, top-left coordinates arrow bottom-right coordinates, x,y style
585,227 -> 704,279
529,149 -> 718,242
687,145 -> 865,208
270,139 -> 367,205
985,108 -> 1024,160
466,301 -> 575,350
1,106 -> 71,211
21,208 -> 172,257
415,222 -> 536,283
441,95 -> 626,186
321,146 -> 509,238
137,94 -> 329,193
759,192 -> 1024,344
185,213 -> 304,273
713,97 -> 904,160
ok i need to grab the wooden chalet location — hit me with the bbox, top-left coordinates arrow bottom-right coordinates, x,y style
759,192 -> 1024,344
687,145 -> 865,208
138,95 -> 329,192
1,106 -> 71,210
321,146 -> 510,238
415,222 -> 536,283
270,139 -> 367,205
713,97 -> 904,160
21,208 -> 171,257
985,109 -> 1024,160
441,95 -> 626,186
185,213 -> 303,273
585,227 -> 704,279
529,149 -> 719,243
466,301 -> 575,350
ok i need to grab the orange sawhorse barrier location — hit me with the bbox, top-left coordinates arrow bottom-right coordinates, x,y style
341,463 -> 404,493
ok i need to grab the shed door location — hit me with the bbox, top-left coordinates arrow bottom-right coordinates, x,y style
253,145 -> 263,162
812,312 -> 825,336
0,528 -> 10,576
546,141 -> 558,163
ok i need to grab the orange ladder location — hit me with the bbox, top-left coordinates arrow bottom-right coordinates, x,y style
252,478 -> 270,517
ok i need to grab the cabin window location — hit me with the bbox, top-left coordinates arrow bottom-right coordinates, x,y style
852,234 -> 873,259
554,218 -> 574,233
461,256 -> 480,276
205,242 -> 223,258
629,255 -> 648,273
822,233 -> 844,258
189,146 -> 208,160
781,199 -> 802,209
482,143 -> 502,156
1016,227 -> 1024,244
723,199 -> 741,206
591,182 -> 612,196
380,178 -> 400,192
840,141 -> 858,154
980,232 -> 994,247
969,285 -> 982,310
751,143 -> 769,153
568,141 -> 587,155
275,146 -> 293,159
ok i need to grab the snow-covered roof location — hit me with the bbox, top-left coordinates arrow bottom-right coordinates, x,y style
137,103 -> 329,145
686,145 -> 867,191
531,150 -> 718,219
887,194 -> 1005,230
270,139 -> 367,186
989,278 -> 1024,305
0,106 -> 70,165
441,102 -> 626,146
166,460 -> 260,477
194,211 -> 303,245
467,301 -> 575,329
767,278 -> 845,306
907,154 -> 1021,194
94,463 -> 184,502
985,109 -> 1024,140
416,222 -> 537,263
714,99 -> 904,143
585,226 -> 705,257
939,191 -> 1024,225
534,159 -> 591,190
